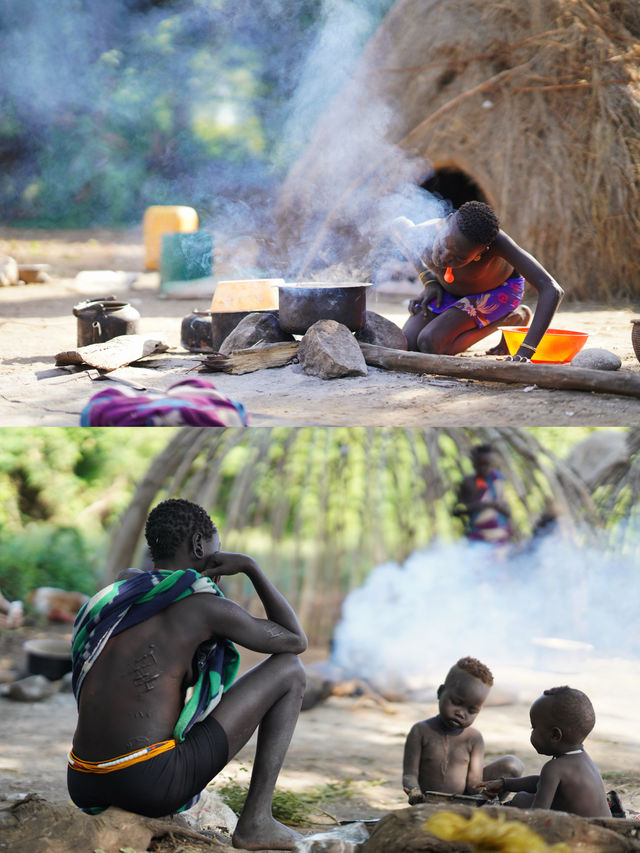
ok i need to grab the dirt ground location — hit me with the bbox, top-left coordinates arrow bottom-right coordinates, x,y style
1,620 -> 639,842
1,227 -> 639,427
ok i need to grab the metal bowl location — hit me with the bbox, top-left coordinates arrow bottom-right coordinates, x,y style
24,638 -> 72,681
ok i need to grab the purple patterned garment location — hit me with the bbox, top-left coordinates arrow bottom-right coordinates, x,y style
427,276 -> 525,328
80,378 -> 249,426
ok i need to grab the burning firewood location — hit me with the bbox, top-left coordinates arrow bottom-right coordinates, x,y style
198,341 -> 299,374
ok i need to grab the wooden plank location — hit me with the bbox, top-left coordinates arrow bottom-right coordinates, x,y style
199,341 -> 299,374
55,334 -> 169,371
359,342 -> 640,399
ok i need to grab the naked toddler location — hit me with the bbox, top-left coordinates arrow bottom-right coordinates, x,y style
402,657 -> 523,803
477,686 -> 611,817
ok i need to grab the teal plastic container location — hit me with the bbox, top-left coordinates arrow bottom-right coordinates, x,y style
159,231 -> 213,284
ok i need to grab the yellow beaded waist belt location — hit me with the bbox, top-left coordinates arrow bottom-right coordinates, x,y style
68,739 -> 176,774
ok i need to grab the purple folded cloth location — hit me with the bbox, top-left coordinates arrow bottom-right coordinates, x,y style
80,378 -> 249,426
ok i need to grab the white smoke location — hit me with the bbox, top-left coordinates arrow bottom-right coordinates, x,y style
276,0 -> 448,276
330,525 -> 640,693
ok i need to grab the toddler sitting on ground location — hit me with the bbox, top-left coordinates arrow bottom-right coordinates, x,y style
477,685 -> 611,817
402,657 -> 523,803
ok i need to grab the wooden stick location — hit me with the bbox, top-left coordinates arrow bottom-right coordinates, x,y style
359,342 -> 640,399
198,341 -> 299,374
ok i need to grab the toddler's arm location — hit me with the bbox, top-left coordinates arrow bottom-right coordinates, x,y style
465,735 -> 485,793
402,724 -> 425,803
529,760 -> 560,809
476,774 -> 539,797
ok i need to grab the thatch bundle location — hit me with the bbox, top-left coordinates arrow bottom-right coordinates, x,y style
273,0 -> 640,301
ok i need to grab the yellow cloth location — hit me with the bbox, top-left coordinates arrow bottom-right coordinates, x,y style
424,810 -> 572,853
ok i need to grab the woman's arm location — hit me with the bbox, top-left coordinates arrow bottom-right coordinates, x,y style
202,551 -> 307,653
495,232 -> 564,360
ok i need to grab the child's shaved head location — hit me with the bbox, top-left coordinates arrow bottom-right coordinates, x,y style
543,686 -> 595,742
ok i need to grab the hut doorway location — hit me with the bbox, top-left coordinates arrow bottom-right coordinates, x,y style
421,167 -> 488,210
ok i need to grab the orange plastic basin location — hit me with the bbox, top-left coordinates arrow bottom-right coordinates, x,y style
500,327 -> 588,363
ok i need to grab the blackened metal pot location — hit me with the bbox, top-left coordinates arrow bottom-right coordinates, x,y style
181,309 -> 214,352
277,282 -> 371,335
73,297 -> 140,346
24,638 -> 72,681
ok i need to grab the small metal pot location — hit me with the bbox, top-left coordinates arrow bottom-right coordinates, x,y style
277,282 -> 370,335
24,638 -> 72,681
73,297 -> 140,346
181,310 -> 214,352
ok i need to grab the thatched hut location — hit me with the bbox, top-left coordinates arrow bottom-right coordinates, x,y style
272,0 -> 640,301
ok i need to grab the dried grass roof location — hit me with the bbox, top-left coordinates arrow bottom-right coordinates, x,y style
274,0 -> 640,301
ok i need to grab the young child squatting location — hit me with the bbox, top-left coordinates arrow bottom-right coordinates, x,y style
402,657 -> 523,803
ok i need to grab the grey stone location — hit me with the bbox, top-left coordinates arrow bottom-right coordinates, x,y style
60,671 -> 74,693
7,674 -> 57,702
298,319 -> 368,379
571,348 -> 621,370
219,311 -> 294,355
567,430 -> 629,490
355,310 -> 408,350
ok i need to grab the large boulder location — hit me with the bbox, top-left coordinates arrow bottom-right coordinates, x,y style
355,310 -> 408,350
219,311 -> 294,354
298,319 -> 368,379
566,430 -> 630,491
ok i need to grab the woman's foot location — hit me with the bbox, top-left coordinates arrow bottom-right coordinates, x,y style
232,815 -> 303,851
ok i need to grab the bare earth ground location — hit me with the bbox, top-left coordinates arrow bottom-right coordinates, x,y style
1,622 -> 639,841
1,227 -> 639,427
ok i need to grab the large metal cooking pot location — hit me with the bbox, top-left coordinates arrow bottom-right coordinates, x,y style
278,282 -> 371,335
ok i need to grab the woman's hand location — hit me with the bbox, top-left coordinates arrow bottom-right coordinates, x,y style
410,280 -> 444,316
201,550 -> 257,579
423,279 -> 445,310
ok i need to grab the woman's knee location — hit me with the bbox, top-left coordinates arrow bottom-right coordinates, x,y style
417,328 -> 448,354
270,652 -> 306,691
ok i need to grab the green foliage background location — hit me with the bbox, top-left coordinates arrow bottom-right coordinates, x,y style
0,428 -> 170,600
0,0 -> 394,227
0,426 -> 611,608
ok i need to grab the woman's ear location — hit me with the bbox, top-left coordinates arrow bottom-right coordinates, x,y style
192,532 -> 204,560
